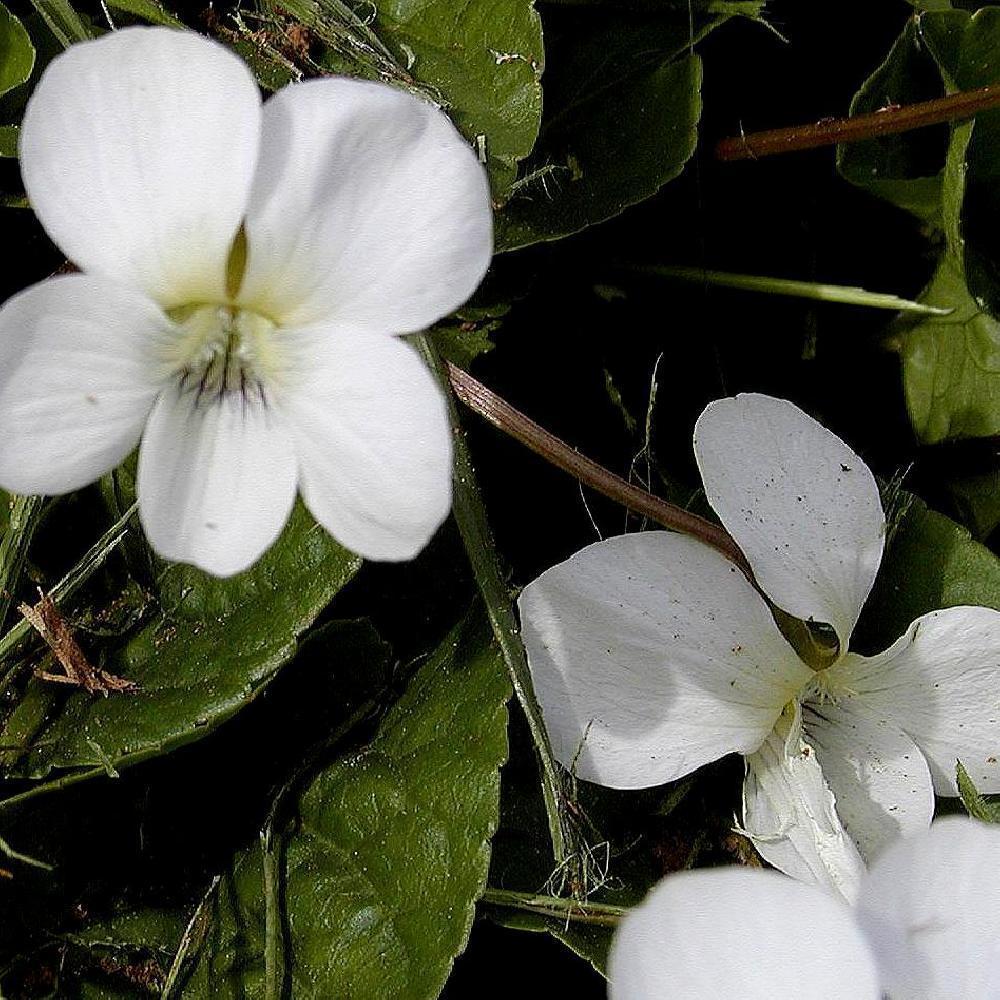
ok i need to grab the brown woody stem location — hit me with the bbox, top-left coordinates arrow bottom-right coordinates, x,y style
445,363 -> 750,575
716,84 -> 1000,162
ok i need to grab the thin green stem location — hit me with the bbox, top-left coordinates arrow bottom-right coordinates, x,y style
0,495 -> 46,633
481,888 -> 626,927
0,833 -> 53,871
161,875 -> 221,999
261,824 -> 281,1000
414,337 -> 572,868
0,765 -> 105,812
626,264 -> 952,315
27,0 -> 91,47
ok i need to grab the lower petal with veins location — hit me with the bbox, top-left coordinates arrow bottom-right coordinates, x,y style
743,701 -> 867,902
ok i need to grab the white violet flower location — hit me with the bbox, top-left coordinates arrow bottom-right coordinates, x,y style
0,27 -> 492,576
608,816 -> 1000,1000
519,393 -> 1000,899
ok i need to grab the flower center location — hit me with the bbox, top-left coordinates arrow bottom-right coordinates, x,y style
165,304 -> 279,407
803,666 -> 851,705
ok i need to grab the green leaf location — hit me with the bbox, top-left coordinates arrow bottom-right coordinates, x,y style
956,760 -> 1000,822
267,0 -> 543,201
894,254 -> 1000,443
0,2 -> 34,98
369,0 -> 542,200
227,34 -> 299,92
177,609 -> 509,999
0,124 -> 17,156
429,303 -> 508,369
861,492 -> 1000,645
495,4 -> 764,248
27,0 -> 91,47
3,503 -> 362,782
106,0 -> 182,27
898,10 -> 1000,444
945,468 -> 1000,539
844,9 -> 1000,444
836,17 -> 953,223
496,1 -> 713,251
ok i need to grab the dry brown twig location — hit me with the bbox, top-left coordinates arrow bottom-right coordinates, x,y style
19,590 -> 137,696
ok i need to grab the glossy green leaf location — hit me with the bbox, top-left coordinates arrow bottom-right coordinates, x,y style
4,503 -> 362,781
844,9 -> 1000,443
370,0 -> 542,199
69,904 -> 185,997
496,7 -> 711,250
836,17 -> 952,223
497,53 -> 702,250
266,0 -> 543,200
0,2 -> 34,98
903,11 -> 1000,443
494,5 -> 765,249
895,254 -> 1000,443
861,493 -> 1000,646
107,0 -> 182,27
27,0 -> 91,46
174,610 -> 509,998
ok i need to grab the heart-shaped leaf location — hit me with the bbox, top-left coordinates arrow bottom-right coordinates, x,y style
174,609 -> 510,999
4,503 -> 361,781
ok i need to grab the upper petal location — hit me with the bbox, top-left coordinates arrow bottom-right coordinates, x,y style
239,77 -> 492,331
694,394 -> 885,651
802,699 -> 934,864
836,606 -> 1000,795
517,531 -> 811,789
279,326 -> 451,562
138,386 -> 297,577
608,867 -> 881,1000
743,702 -> 867,902
20,28 -> 261,307
856,816 -> 1000,1000
0,274 -> 169,495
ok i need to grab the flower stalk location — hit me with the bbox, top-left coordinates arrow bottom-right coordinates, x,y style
481,888 -> 626,927
416,337 -> 576,872
445,362 -> 750,576
716,83 -> 1000,161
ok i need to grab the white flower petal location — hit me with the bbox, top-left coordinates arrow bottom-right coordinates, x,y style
802,699 -> 934,863
743,702 -> 867,901
0,274 -> 169,495
240,77 -> 492,331
837,607 -> 1000,795
694,394 -> 885,650
517,531 -> 811,789
20,27 -> 261,307
279,326 -> 451,561
138,387 -> 297,577
608,867 -> 881,1000
856,816 -> 1000,1000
